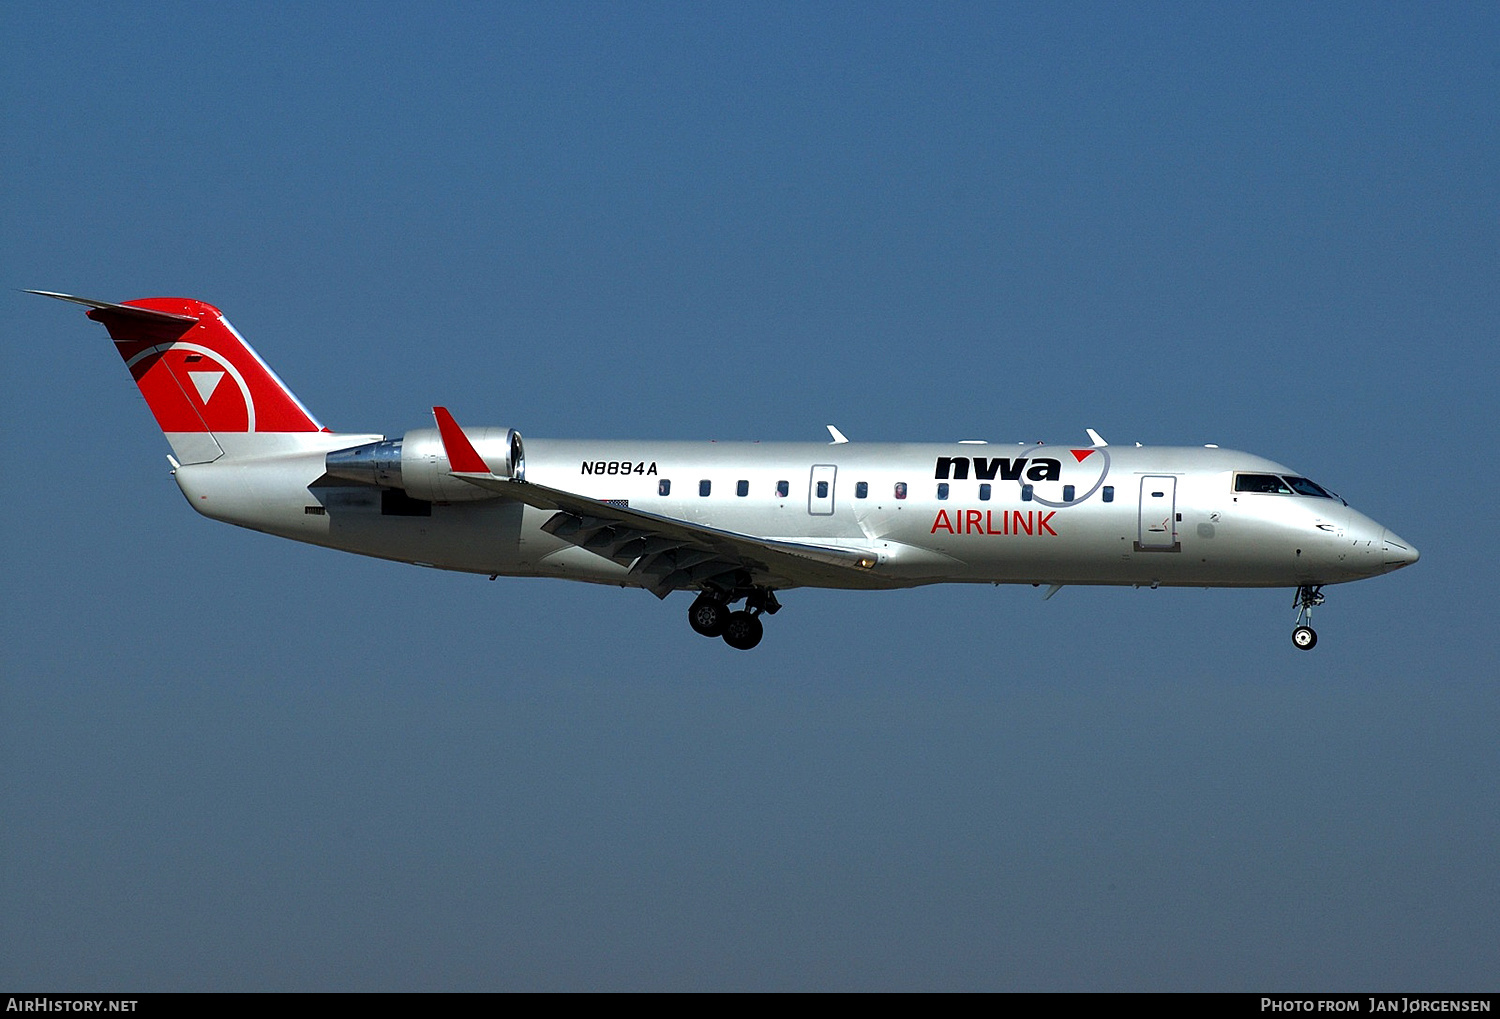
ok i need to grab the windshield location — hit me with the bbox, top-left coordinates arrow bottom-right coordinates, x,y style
1283,476 -> 1334,498
1234,473 -> 1293,494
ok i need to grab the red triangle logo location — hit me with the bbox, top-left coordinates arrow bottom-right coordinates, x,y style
1070,449 -> 1095,462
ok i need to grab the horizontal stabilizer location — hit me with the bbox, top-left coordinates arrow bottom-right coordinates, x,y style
25,290 -> 199,324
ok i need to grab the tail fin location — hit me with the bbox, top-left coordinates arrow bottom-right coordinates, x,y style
30,292 -> 327,464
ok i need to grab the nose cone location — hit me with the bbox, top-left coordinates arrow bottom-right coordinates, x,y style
1381,530 -> 1420,572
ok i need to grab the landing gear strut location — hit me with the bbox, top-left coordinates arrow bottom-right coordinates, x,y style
1292,585 -> 1324,650
686,588 -> 780,650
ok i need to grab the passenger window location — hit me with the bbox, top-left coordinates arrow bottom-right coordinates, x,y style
937,483 -> 949,500
979,483 -> 991,501
699,480 -> 711,497
736,480 -> 749,497
895,482 -> 907,500
816,481 -> 829,498
1021,484 -> 1033,502
658,480 -> 671,497
1102,485 -> 1114,503
855,481 -> 868,499
1063,484 -> 1075,502
776,480 -> 789,498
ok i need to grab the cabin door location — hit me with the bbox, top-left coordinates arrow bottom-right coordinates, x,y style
1137,476 -> 1179,550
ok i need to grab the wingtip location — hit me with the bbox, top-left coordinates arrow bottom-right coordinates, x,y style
432,406 -> 494,474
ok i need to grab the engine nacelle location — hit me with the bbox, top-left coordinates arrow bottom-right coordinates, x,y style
324,426 -> 524,503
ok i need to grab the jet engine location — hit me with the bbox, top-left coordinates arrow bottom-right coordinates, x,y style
324,426 -> 524,503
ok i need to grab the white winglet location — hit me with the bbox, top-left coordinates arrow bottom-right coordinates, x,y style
1086,428 -> 1108,447
826,425 -> 849,444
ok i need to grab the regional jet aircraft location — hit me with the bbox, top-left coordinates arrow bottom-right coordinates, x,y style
32,292 -> 1419,650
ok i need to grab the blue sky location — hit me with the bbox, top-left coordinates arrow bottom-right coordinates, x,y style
3,1 -> 1496,990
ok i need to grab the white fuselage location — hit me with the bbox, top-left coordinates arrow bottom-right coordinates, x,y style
171,434 -> 1414,592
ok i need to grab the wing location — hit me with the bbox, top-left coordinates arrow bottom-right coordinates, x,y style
433,407 -> 882,597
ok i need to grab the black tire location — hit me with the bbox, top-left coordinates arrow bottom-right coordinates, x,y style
688,595 -> 729,638
722,611 -> 764,651
1292,625 -> 1317,650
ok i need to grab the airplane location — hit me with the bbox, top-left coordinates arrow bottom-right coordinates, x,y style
30,290 -> 1419,651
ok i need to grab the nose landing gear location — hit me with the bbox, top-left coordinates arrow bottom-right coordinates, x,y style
1292,585 -> 1325,650
687,588 -> 780,650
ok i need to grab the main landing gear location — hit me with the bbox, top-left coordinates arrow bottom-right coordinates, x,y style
1292,584 -> 1325,650
687,588 -> 780,651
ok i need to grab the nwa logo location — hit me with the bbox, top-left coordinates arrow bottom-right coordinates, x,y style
934,455 -> 1062,482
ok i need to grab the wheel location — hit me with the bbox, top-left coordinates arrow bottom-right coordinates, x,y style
721,611 -> 764,651
688,595 -> 729,638
1292,625 -> 1317,650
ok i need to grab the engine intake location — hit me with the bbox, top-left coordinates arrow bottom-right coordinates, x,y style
325,426 -> 524,503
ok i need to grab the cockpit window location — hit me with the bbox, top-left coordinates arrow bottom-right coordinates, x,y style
1284,476 -> 1334,498
1235,472 -> 1336,498
1234,473 -> 1293,495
